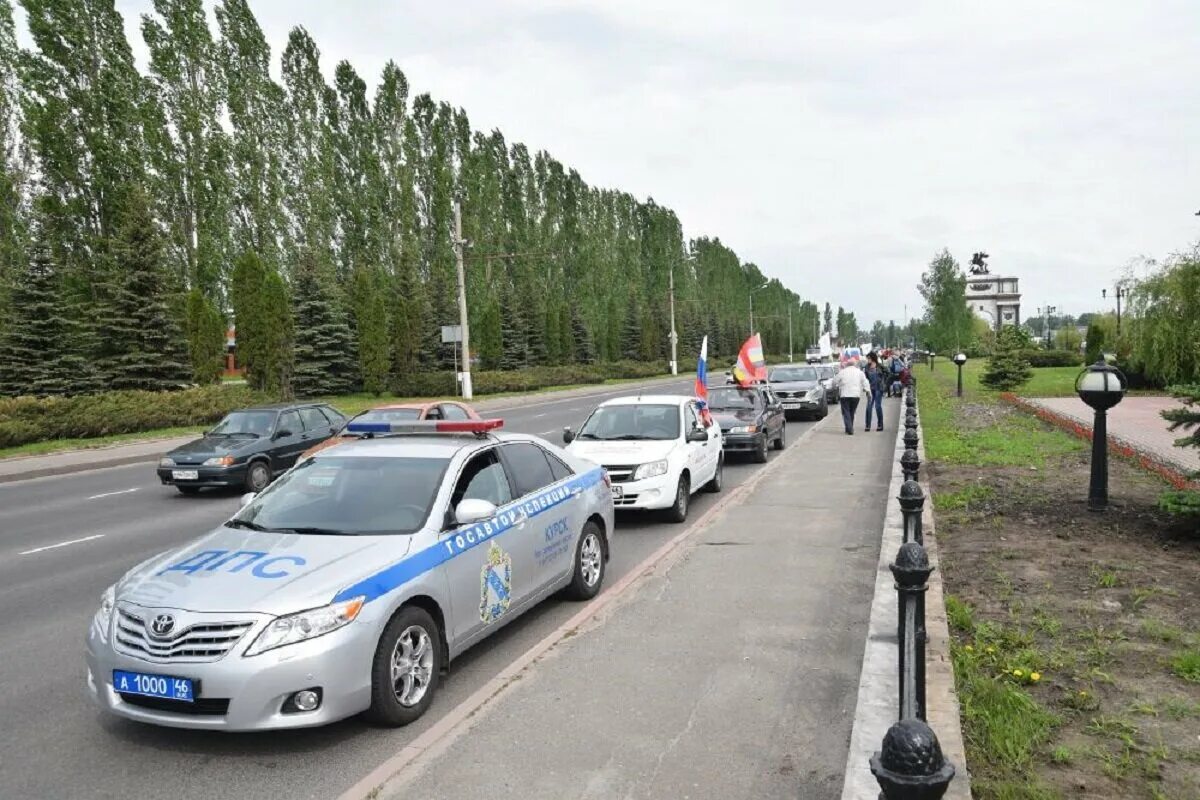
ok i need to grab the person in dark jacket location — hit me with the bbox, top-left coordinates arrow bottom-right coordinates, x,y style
863,352 -> 886,431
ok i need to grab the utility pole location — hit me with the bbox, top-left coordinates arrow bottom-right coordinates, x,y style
453,195 -> 472,400
749,292 -> 755,336
668,261 -> 678,375
787,303 -> 793,361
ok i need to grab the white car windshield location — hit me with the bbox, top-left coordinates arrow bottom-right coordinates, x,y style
707,387 -> 761,410
769,367 -> 818,382
576,404 -> 681,441
229,456 -> 450,536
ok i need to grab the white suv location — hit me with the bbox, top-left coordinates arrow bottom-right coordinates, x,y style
562,395 -> 722,522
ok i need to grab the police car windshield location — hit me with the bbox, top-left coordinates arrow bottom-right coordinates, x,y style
769,367 -> 818,382
232,456 -> 450,536
210,410 -> 276,437
707,387 -> 761,410
577,404 -> 680,441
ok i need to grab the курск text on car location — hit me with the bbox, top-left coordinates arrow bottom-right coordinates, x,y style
88,419 -> 613,731
562,394 -> 722,523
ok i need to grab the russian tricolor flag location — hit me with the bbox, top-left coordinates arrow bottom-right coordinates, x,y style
695,336 -> 712,426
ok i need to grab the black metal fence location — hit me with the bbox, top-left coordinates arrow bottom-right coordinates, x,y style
870,377 -> 957,799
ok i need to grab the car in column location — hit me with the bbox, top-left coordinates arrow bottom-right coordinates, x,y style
766,364 -> 829,420
561,394 -> 722,523
88,418 -> 613,730
157,403 -> 347,495
298,401 -> 481,460
705,384 -> 787,462
815,363 -> 840,403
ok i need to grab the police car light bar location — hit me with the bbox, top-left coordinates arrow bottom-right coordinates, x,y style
345,419 -> 504,435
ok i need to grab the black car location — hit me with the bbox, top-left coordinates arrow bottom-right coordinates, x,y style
157,403 -> 347,495
705,383 -> 787,463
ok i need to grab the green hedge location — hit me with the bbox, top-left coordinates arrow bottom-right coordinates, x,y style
0,385 -> 270,448
391,360 -> 669,398
1020,350 -> 1083,367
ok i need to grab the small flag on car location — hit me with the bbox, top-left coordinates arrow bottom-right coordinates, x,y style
695,336 -> 713,426
732,333 -> 767,386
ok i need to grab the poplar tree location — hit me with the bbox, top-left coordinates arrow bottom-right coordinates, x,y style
0,0 -> 24,338
351,266 -> 390,396
185,288 -> 226,384
230,250 -> 269,389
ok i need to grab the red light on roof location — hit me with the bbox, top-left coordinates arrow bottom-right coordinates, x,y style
435,419 -> 503,433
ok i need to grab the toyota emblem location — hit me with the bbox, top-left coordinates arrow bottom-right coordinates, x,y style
150,613 -> 176,638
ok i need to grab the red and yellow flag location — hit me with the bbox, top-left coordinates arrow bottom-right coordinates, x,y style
731,333 -> 766,386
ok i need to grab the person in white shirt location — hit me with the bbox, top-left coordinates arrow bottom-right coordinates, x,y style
833,360 -> 872,435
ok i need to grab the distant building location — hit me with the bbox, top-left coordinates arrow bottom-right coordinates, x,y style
225,328 -> 242,377
966,274 -> 1021,332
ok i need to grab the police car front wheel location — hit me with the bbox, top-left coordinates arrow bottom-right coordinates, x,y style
565,521 -> 605,601
366,606 -> 443,726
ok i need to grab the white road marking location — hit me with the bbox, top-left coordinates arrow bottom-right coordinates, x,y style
20,534 -> 105,556
87,488 -> 140,500
531,413 -> 547,418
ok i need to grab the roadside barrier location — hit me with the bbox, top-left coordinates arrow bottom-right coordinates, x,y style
869,378 -> 957,799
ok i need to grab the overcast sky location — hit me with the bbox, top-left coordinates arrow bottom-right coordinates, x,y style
108,0 -> 1200,327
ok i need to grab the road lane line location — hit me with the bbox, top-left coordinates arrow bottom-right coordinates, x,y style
339,415 -> 828,800
19,534 -> 105,555
87,488 -> 139,500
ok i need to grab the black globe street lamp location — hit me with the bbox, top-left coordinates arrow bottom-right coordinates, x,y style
1075,360 -> 1127,511
952,353 -> 967,398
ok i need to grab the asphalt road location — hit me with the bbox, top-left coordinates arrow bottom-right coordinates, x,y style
0,378 -> 822,800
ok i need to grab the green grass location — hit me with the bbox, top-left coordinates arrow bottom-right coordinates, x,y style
934,483 -> 997,511
1171,648 -> 1200,683
919,365 -> 1085,466
0,372 -> 681,462
0,425 -> 206,460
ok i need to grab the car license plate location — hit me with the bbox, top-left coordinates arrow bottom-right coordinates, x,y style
611,485 -> 623,499
171,470 -> 199,481
112,670 -> 195,703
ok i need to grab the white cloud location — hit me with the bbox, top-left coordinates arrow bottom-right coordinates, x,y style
108,0 -> 1200,325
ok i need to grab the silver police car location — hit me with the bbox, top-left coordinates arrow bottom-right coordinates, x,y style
85,419 -> 614,731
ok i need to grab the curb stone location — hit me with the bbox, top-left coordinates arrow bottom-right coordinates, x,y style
839,400 -> 971,800
0,374 -> 692,484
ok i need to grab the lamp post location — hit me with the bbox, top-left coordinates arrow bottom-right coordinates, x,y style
748,281 -> 768,336
929,351 -> 935,371
953,353 -> 967,397
1102,286 -> 1126,336
1076,361 -> 1127,511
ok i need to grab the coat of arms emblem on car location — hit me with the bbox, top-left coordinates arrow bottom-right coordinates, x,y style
479,542 -> 512,624
149,613 -> 176,638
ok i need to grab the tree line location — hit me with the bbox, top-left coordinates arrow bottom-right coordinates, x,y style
0,0 -> 840,399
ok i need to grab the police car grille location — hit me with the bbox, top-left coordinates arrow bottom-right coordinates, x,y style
605,465 -> 637,483
115,609 -> 253,662
119,694 -> 230,716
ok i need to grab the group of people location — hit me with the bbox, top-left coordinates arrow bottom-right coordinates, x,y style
832,351 -> 910,435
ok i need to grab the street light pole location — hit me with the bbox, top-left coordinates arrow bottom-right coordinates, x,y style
1103,286 -> 1125,336
748,282 -> 768,336
452,195 -> 472,400
668,261 -> 678,375
788,303 -> 793,361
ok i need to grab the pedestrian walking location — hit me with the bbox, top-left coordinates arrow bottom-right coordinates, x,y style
863,352 -> 886,431
833,358 -> 871,435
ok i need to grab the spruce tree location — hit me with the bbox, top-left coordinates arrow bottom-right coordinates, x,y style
230,249 -> 267,388
980,325 -> 1033,391
291,253 -> 355,397
571,306 -> 596,365
0,221 -> 95,396
1160,385 -> 1200,519
185,288 -> 226,384
98,187 -> 189,390
499,280 -> 527,371
620,294 -> 643,360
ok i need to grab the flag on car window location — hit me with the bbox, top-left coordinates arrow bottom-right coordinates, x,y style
695,336 -> 713,426
732,333 -> 767,386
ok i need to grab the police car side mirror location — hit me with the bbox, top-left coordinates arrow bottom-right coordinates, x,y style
562,427 -> 575,445
239,492 -> 256,508
455,498 -> 497,526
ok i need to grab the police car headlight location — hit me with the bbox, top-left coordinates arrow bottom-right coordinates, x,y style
729,425 -> 757,434
159,457 -> 175,467
632,460 -> 669,481
93,585 -> 116,641
203,455 -> 235,467
244,596 -> 366,656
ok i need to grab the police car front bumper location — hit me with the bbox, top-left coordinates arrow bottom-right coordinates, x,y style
85,613 -> 377,731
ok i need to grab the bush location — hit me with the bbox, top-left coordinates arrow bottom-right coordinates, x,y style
1020,350 -> 1083,368
390,361 -> 669,398
0,385 -> 271,449
1084,321 -> 1106,365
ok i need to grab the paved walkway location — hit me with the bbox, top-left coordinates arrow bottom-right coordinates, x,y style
1023,395 -> 1199,474
378,403 -> 900,800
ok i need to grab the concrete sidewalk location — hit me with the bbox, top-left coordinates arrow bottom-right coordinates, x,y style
378,402 -> 900,799
0,375 -> 690,483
